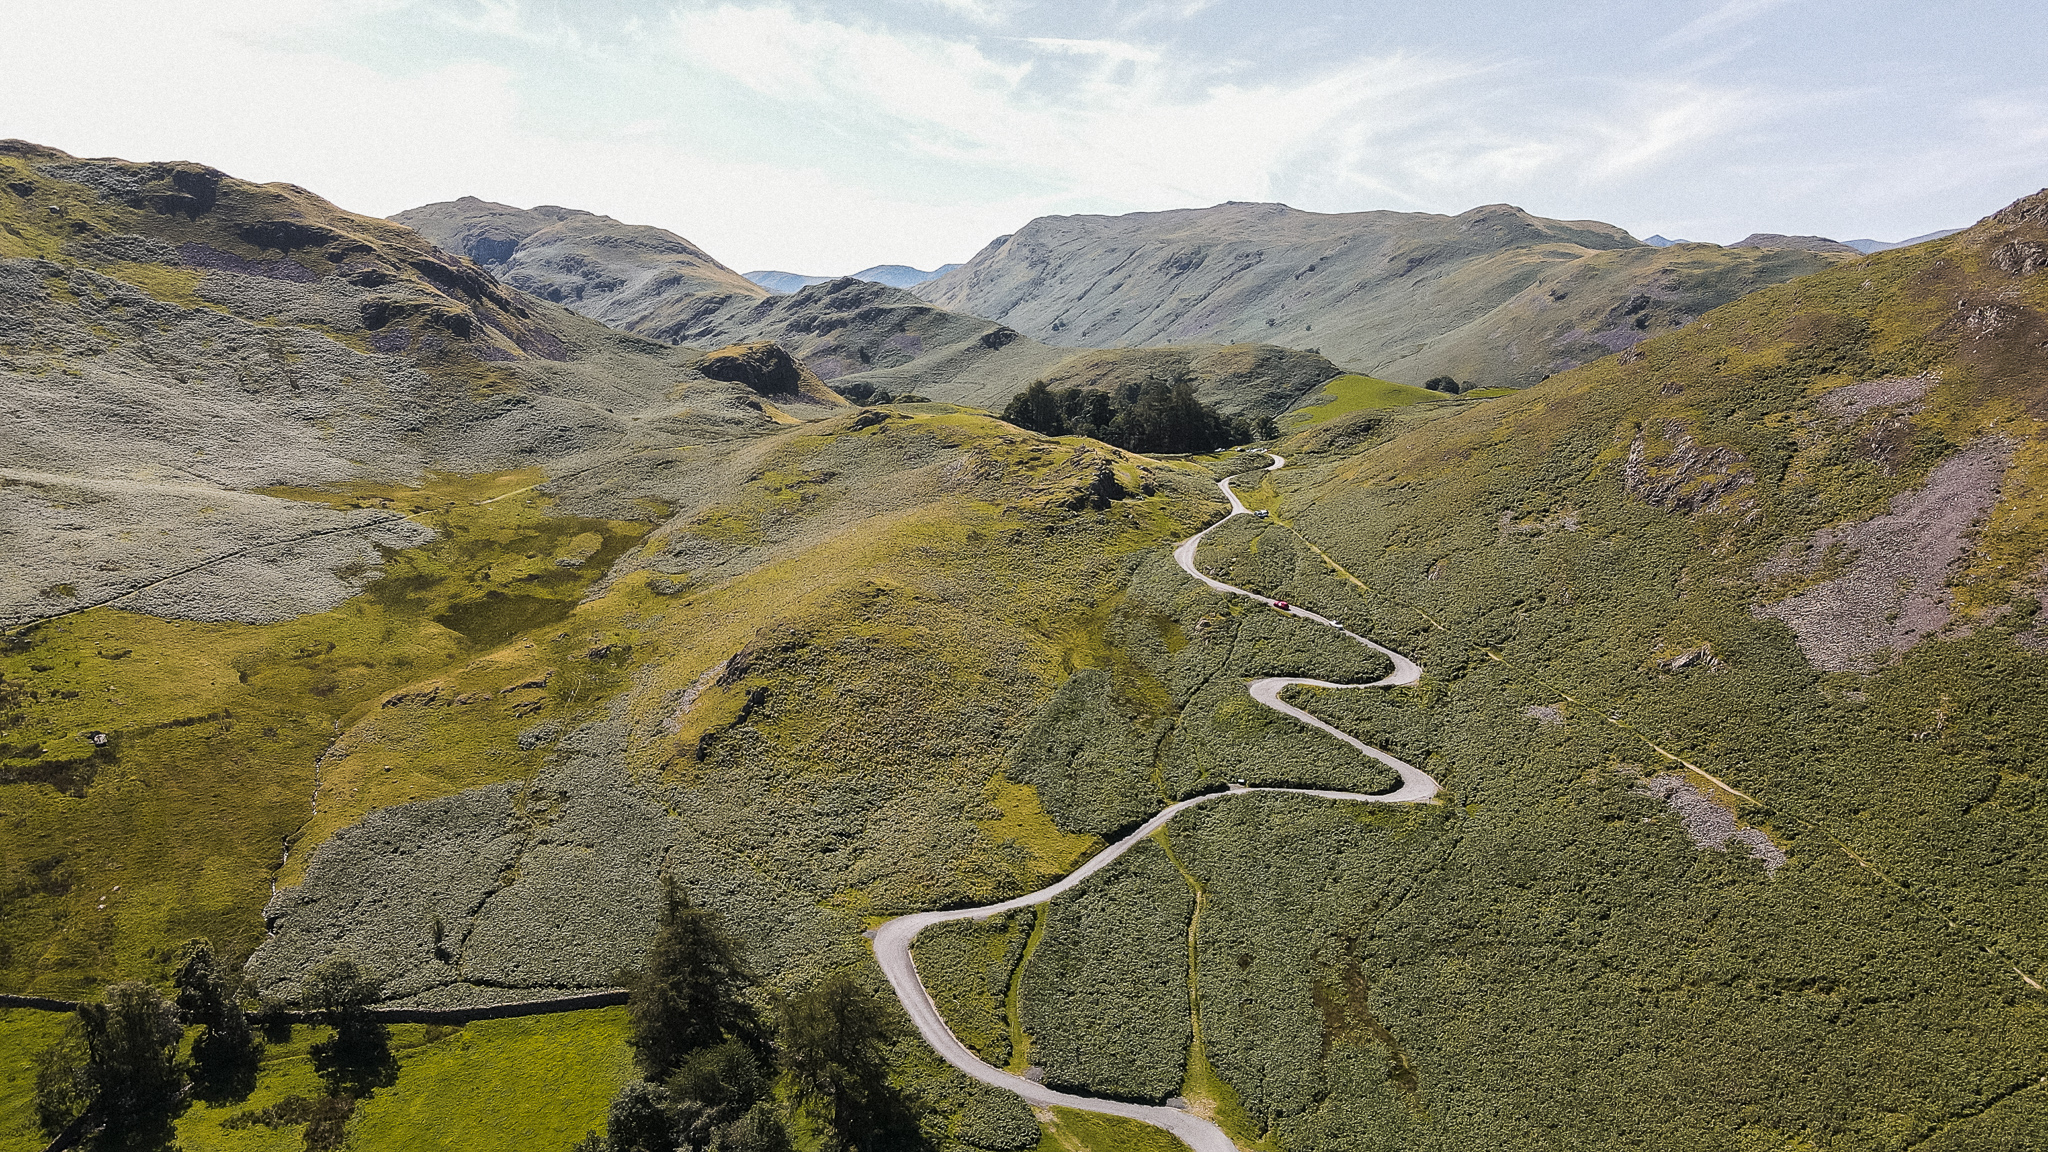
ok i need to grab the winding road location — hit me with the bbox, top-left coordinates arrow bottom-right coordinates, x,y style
871,453 -> 1440,1152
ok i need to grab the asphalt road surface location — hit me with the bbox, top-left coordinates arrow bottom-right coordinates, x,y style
871,452 -> 1439,1152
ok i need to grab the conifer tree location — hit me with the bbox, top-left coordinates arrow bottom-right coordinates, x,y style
625,881 -> 756,1080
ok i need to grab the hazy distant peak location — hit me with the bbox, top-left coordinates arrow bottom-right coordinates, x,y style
1841,228 -> 1963,254
1727,233 -> 1863,254
850,263 -> 961,289
746,264 -> 961,294
746,270 -> 833,294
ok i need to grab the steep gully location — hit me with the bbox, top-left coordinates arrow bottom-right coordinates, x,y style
871,453 -> 1439,1152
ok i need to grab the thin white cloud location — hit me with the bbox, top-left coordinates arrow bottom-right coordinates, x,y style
1022,37 -> 1162,63
1117,0 -> 1225,26
915,0 -> 1019,24
659,4 -> 1484,213
4,0 -> 2034,268
1652,0 -> 1795,52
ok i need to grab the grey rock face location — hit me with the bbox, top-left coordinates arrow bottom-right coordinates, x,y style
0,471 -> 433,626
1635,774 -> 1786,872
1754,438 -> 2013,671
251,722 -> 677,1005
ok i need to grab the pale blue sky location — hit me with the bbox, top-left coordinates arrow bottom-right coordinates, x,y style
8,0 -> 2046,272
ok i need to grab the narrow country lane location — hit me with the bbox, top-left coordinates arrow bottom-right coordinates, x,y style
871,452 -> 1439,1152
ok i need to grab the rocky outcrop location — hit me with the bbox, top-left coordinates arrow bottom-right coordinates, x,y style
1621,421 -> 1755,514
1634,774 -> 1786,871
698,340 -> 809,396
1753,438 -> 2014,671
696,340 -> 850,408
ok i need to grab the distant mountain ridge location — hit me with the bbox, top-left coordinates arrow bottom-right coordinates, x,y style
918,201 -> 1849,388
745,263 -> 961,293
745,270 -> 831,294
1842,228 -> 1963,253
390,197 -> 767,327
615,275 -> 1346,417
1727,233 -> 1864,254
390,197 -> 1338,417
1644,230 -> 1961,254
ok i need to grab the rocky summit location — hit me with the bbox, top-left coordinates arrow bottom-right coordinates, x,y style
4,131 -> 2048,1152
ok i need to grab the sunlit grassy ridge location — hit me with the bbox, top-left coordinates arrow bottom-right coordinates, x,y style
0,142 -> 555,367
1283,373 -> 1442,427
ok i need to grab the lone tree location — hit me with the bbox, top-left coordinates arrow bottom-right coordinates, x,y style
34,981 -> 188,1152
625,881 -> 757,1080
173,941 -> 260,1104
303,958 -> 397,1097
780,973 -> 913,1152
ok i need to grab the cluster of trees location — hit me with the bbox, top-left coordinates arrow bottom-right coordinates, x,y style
1001,378 -> 1277,454
833,380 -> 930,407
32,944 -> 393,1152
579,883 -> 918,1152
1423,375 -> 1465,394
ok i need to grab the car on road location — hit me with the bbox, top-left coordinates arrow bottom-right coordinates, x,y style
1273,600 -> 1290,610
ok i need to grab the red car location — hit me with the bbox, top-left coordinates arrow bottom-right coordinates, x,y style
1273,600 -> 1290,610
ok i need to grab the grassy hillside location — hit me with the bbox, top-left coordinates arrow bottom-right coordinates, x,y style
967,188 -> 2048,1148
1283,374 -> 1444,425
0,140 -> 823,636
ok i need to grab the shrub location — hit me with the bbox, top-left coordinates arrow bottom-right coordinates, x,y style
1001,376 -> 1260,452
